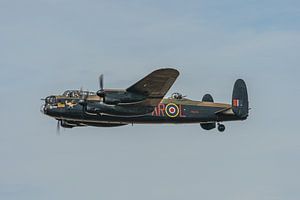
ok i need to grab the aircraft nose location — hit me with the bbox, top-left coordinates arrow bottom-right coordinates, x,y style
44,96 -> 57,104
41,95 -> 57,115
40,104 -> 47,114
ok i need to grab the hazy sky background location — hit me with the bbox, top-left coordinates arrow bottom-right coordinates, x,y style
0,0 -> 300,199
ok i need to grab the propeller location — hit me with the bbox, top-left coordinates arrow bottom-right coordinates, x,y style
96,74 -> 105,100
99,74 -> 103,91
79,91 -> 89,112
56,120 -> 61,135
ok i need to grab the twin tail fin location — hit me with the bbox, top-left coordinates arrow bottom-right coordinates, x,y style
232,79 -> 249,119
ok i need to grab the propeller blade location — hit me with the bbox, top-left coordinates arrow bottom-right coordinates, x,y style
97,74 -> 106,101
56,120 -> 61,135
79,91 -> 89,113
99,74 -> 104,91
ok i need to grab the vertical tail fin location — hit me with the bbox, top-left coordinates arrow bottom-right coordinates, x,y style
232,79 -> 249,119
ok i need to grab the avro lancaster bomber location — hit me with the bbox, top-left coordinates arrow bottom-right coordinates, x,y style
41,68 -> 249,132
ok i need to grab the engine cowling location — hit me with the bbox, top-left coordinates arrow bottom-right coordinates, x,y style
84,102 -> 154,116
200,123 -> 216,130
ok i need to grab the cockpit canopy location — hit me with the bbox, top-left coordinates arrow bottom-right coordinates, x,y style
62,90 -> 96,98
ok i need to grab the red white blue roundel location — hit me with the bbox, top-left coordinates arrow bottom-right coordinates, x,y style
165,103 -> 180,118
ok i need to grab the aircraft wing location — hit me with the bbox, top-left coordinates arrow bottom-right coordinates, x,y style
126,68 -> 179,106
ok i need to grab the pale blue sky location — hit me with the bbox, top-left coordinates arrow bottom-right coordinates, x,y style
0,0 -> 300,200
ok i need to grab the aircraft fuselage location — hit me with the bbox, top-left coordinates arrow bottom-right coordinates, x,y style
41,96 -> 244,128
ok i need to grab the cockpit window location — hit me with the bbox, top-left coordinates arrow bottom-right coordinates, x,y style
62,90 -> 71,97
62,90 -> 79,97
62,90 -> 96,98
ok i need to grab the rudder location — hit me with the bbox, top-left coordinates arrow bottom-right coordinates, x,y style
232,79 -> 249,119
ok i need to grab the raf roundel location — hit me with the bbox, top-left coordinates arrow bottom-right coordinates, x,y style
165,103 -> 180,118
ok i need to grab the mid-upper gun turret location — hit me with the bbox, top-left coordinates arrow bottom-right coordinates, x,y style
170,92 -> 187,100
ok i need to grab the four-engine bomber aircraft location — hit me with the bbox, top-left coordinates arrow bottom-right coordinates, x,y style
41,68 -> 249,132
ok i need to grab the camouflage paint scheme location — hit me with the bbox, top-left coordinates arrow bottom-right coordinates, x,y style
41,68 -> 249,130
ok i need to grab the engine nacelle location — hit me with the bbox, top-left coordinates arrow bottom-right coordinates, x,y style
84,103 -> 154,116
101,91 -> 146,105
200,122 -> 216,130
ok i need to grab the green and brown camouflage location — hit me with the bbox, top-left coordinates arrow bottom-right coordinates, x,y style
41,68 -> 249,132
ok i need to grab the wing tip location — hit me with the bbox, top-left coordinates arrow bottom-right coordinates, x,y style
152,67 -> 180,77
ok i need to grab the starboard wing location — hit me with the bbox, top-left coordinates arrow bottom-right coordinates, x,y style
126,68 -> 179,107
